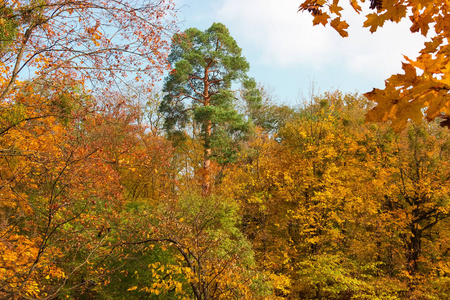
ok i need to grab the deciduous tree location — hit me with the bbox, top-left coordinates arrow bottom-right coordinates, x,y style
114,193 -> 267,299
298,0 -> 450,130
221,92 -> 450,298
0,84 -> 147,298
0,0 -> 176,102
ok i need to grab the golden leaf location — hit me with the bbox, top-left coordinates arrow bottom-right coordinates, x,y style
363,13 -> 385,33
350,0 -> 362,12
313,12 -> 330,26
330,17 -> 349,37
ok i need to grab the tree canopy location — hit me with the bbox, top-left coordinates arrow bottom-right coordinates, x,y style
0,0 -> 175,102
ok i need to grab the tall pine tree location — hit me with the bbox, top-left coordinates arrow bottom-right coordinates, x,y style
160,23 -> 260,195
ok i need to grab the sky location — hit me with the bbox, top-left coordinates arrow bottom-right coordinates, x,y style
172,0 -> 427,105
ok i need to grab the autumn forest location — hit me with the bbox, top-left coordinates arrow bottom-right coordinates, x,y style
1,1 -> 450,299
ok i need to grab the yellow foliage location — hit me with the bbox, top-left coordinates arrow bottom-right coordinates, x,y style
220,92 -> 450,297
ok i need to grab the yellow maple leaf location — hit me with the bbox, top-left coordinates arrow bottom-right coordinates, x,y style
350,0 -> 362,13
329,1 -> 343,16
330,17 -> 349,37
363,13 -> 385,33
420,36 -> 443,54
313,12 -> 330,26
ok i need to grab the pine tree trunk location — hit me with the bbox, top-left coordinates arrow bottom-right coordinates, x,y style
202,66 -> 211,197
202,120 -> 212,196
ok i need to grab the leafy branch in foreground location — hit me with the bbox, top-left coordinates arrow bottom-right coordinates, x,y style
298,0 -> 450,131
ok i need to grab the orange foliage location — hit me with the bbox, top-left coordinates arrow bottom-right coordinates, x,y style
299,0 -> 450,130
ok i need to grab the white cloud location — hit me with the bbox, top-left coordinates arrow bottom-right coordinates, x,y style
216,0 -> 333,67
215,0 -> 426,76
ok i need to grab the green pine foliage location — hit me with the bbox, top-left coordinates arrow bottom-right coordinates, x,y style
160,22 -> 261,165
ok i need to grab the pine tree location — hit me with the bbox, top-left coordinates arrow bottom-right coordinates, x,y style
160,23 -> 260,195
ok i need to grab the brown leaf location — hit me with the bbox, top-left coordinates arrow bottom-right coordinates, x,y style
440,114 -> 450,128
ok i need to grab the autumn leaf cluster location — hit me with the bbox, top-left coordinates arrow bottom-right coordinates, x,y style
299,0 -> 450,130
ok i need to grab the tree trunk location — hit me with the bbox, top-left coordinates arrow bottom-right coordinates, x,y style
407,224 -> 421,276
406,220 -> 421,294
202,120 -> 212,196
201,66 -> 211,197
